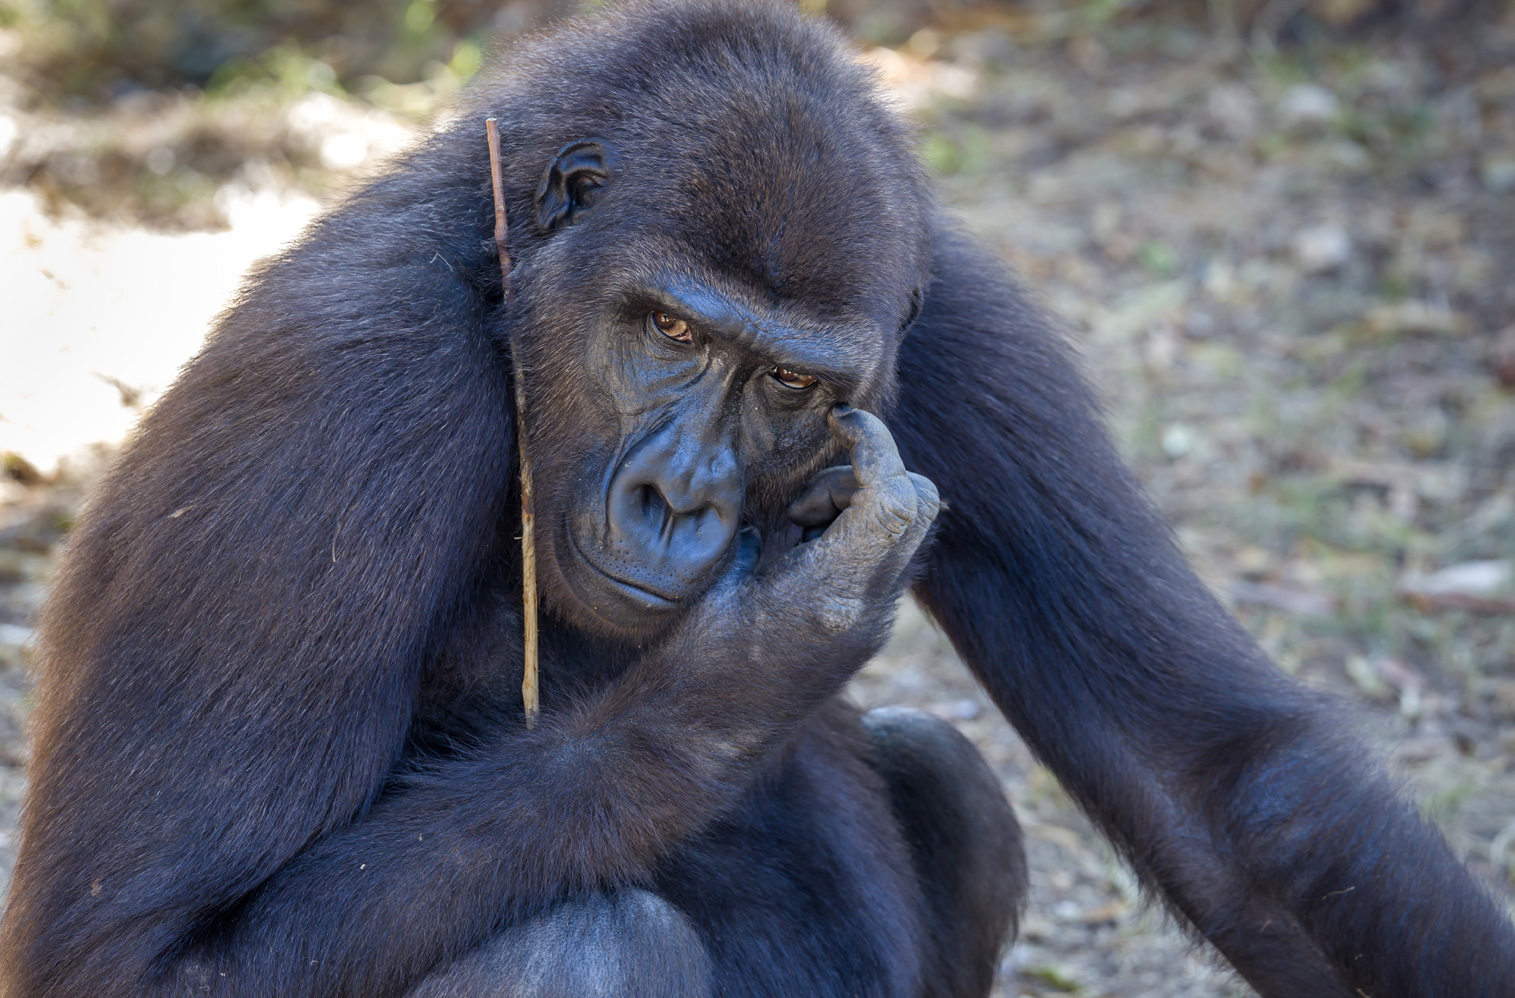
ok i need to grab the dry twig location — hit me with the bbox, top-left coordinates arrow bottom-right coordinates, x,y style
486,117 -> 540,726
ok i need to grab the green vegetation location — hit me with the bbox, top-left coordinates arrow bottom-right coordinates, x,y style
0,0 -> 498,100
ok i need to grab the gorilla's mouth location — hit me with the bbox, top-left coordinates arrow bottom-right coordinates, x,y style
564,529 -> 681,614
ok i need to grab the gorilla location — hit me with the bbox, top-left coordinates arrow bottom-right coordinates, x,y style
3,2 -> 1513,997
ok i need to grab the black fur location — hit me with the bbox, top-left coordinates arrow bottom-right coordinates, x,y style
2,3 -> 1512,998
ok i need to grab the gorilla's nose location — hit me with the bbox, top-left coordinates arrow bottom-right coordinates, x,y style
604,437 -> 742,596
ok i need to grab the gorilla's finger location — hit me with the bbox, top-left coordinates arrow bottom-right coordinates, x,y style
786,466 -> 859,527
883,473 -> 941,581
827,406 -> 906,488
774,410 -> 925,596
819,473 -> 922,557
807,411 -> 920,561
908,472 -> 941,519
898,473 -> 940,540
861,472 -> 938,572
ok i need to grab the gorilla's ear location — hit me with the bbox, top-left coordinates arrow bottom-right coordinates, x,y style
536,138 -> 618,231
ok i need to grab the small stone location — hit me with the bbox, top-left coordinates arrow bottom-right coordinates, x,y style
1234,546 -> 1274,579
1481,155 -> 1515,195
1052,900 -> 1083,921
1207,84 -> 1260,139
145,146 -> 176,176
1291,223 -> 1352,274
1346,656 -> 1392,700
1401,560 -> 1513,598
1325,139 -> 1372,173
1277,83 -> 1340,128
1161,424 -> 1197,459
1361,301 -> 1470,337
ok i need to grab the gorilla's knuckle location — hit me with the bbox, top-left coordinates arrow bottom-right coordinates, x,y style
868,480 -> 919,536
908,472 -> 939,506
871,506 -> 914,539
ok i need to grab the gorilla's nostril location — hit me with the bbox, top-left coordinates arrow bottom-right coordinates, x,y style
632,483 -> 688,543
636,484 -> 663,521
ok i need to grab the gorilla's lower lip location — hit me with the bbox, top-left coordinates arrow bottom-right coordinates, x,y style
566,532 -> 681,611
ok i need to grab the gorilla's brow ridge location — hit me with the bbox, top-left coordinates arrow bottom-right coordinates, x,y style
650,278 -> 882,396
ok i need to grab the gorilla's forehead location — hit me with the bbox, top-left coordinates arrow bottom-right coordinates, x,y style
597,109 -> 927,344
624,90 -> 928,313
495,0 -> 931,320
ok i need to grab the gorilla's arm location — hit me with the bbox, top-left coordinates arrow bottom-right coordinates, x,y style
892,224 -> 1515,998
0,173 -> 512,996
0,172 -> 509,996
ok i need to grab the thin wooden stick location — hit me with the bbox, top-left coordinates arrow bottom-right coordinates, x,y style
486,117 -> 540,727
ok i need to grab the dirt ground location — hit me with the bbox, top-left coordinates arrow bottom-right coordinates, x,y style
4,7 -> 1515,996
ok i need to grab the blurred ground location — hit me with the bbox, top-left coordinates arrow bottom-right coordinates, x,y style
3,2 -> 1515,996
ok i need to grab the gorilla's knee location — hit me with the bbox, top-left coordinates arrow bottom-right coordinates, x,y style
862,706 -> 1027,904
863,706 -> 1027,995
411,889 -> 711,998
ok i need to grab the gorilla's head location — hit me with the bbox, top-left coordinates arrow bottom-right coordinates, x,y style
485,2 -> 931,637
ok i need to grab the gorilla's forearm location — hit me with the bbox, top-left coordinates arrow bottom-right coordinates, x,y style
895,223 -> 1515,997
182,694 -> 753,996
176,649 -> 875,994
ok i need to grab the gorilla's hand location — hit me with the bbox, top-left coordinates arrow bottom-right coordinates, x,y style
698,407 -> 939,647
786,406 -> 939,628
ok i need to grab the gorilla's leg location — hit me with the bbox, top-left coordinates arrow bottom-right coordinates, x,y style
862,707 -> 1027,998
408,889 -> 711,998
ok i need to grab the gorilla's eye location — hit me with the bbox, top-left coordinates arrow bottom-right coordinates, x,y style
650,310 -> 693,343
771,366 -> 818,390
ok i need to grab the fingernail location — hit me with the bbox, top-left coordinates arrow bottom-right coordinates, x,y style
833,403 -> 854,417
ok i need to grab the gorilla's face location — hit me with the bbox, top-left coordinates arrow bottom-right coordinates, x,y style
513,136 -> 928,638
